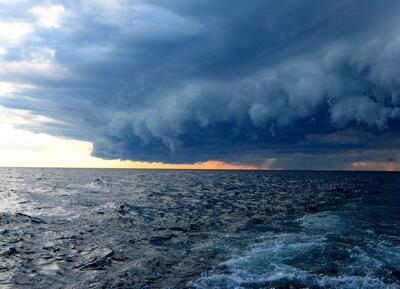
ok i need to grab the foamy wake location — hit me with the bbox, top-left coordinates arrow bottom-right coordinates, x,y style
192,212 -> 400,289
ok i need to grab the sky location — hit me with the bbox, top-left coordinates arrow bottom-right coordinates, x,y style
0,0 -> 399,170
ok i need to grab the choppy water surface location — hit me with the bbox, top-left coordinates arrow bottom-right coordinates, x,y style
0,169 -> 399,289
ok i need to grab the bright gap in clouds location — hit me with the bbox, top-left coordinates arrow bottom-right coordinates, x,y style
0,22 -> 33,44
30,5 -> 65,28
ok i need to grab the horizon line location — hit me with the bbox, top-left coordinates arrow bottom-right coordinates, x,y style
0,166 -> 398,172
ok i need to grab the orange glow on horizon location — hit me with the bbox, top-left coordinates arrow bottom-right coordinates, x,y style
350,161 -> 400,172
116,160 -> 258,170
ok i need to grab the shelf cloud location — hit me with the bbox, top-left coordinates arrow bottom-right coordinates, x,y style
1,0 -> 400,169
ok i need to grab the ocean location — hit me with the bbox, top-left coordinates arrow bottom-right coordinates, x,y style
0,168 -> 399,288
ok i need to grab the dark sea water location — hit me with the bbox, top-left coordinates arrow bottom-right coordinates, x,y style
0,169 -> 399,289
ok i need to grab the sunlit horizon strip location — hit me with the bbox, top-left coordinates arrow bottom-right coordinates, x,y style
0,122 -> 257,170
0,106 -> 398,171
0,124 -> 398,171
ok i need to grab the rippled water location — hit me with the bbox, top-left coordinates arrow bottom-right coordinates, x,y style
0,169 -> 399,288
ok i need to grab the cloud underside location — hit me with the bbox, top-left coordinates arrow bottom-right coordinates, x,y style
1,0 -> 400,169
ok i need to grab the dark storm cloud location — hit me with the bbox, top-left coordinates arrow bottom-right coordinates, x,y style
1,0 -> 400,168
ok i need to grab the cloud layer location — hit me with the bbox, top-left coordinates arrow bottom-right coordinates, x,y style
1,0 -> 400,169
